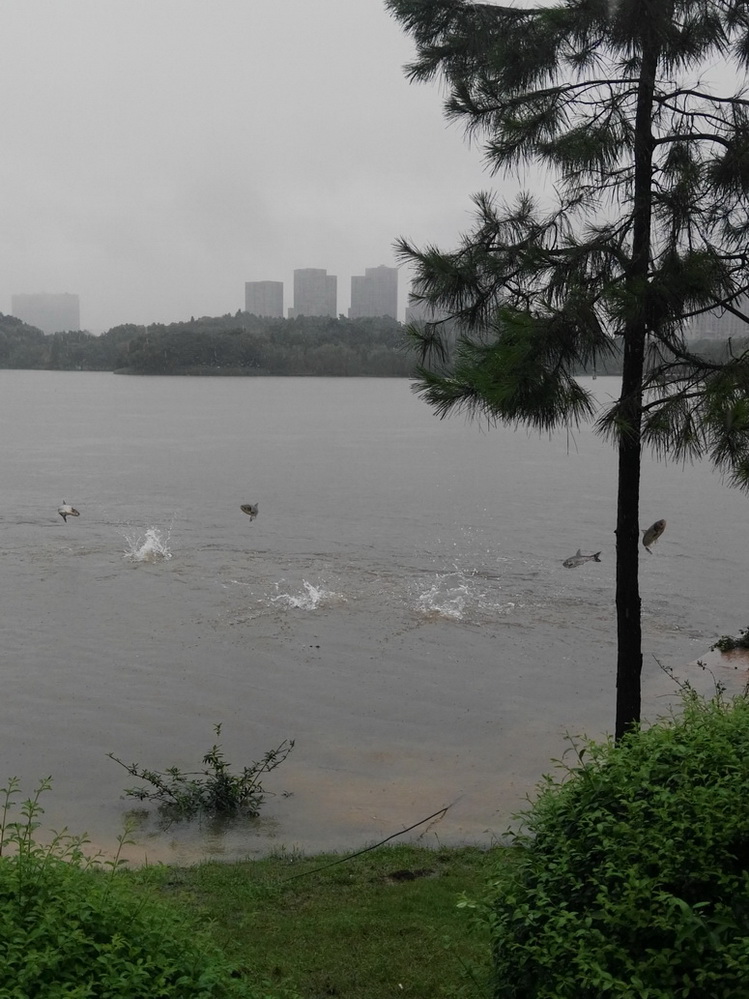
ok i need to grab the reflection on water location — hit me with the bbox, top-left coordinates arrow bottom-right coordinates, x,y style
121,807 -> 283,863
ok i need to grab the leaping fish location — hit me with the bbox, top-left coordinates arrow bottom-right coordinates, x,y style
58,501 -> 80,522
642,518 -> 666,553
240,503 -> 259,521
563,549 -> 602,569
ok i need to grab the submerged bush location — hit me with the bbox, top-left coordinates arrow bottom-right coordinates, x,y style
0,778 -> 261,997
712,626 -> 749,653
481,695 -> 749,999
109,723 -> 294,820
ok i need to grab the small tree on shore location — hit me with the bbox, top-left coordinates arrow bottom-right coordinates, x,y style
387,0 -> 749,739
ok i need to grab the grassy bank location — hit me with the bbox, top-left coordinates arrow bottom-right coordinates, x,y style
130,843 -> 495,999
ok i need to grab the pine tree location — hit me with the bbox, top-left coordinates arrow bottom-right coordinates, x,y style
387,0 -> 749,739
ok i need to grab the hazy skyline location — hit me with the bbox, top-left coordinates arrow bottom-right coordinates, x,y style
1,1 -> 502,331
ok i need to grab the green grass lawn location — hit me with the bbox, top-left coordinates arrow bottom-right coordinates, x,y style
130,844 -> 495,999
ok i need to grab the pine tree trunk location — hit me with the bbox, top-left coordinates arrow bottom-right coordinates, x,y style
614,23 -> 660,741
615,356 -> 644,741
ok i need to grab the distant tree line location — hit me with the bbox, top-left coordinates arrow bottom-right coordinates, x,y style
0,310 -> 744,378
0,312 -> 416,377
558,334 -> 747,376
412,327 -> 748,378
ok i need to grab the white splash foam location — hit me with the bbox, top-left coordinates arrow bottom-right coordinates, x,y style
416,580 -> 470,620
414,572 -> 514,622
270,580 -> 345,610
122,526 -> 173,563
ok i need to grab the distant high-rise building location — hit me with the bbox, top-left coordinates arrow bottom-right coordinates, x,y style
11,293 -> 80,334
245,281 -> 283,317
348,265 -> 398,319
289,268 -> 337,318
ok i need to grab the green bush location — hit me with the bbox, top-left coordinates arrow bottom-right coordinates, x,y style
0,779 -> 263,998
481,694 -> 749,999
109,724 -> 294,820
712,626 -> 749,653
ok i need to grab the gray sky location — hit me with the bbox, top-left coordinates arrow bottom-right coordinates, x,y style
1,1 -> 496,330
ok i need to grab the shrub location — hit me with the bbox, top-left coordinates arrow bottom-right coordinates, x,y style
712,627 -> 749,653
0,778 -> 263,997
480,694 -> 749,999
109,724 -> 294,819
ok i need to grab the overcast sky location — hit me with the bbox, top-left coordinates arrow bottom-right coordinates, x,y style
1,1 -> 501,330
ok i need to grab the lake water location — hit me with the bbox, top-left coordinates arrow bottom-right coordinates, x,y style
1,370 -> 747,865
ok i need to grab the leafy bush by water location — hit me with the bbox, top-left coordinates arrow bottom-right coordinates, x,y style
0,778 -> 261,997
712,626 -> 749,653
109,724 -> 294,820
479,694 -> 749,999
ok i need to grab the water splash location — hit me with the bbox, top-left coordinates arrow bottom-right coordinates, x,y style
270,580 -> 345,610
413,572 -> 515,622
122,526 -> 173,563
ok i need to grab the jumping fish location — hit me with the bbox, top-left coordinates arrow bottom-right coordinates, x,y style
240,503 -> 259,520
563,549 -> 601,569
58,501 -> 80,522
642,518 -> 666,553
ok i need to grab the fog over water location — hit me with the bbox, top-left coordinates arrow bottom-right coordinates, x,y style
1,1 -> 496,330
1,371 -> 747,864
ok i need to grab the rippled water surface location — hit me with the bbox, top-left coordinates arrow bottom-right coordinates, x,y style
1,371 -> 747,864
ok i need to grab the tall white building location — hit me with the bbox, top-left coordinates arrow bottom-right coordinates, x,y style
289,268 -> 337,318
349,265 -> 398,319
11,293 -> 80,333
245,281 -> 283,317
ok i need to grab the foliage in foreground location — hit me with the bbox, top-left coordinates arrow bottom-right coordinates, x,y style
108,724 -> 294,820
478,694 -> 749,999
0,778 -> 260,998
0,774 -> 492,999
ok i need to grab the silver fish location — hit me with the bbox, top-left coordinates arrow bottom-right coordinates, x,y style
563,549 -> 601,569
642,518 -> 666,552
240,503 -> 259,520
58,501 -> 80,522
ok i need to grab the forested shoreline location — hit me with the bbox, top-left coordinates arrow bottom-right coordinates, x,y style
0,312 -> 415,377
0,310 -> 741,377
